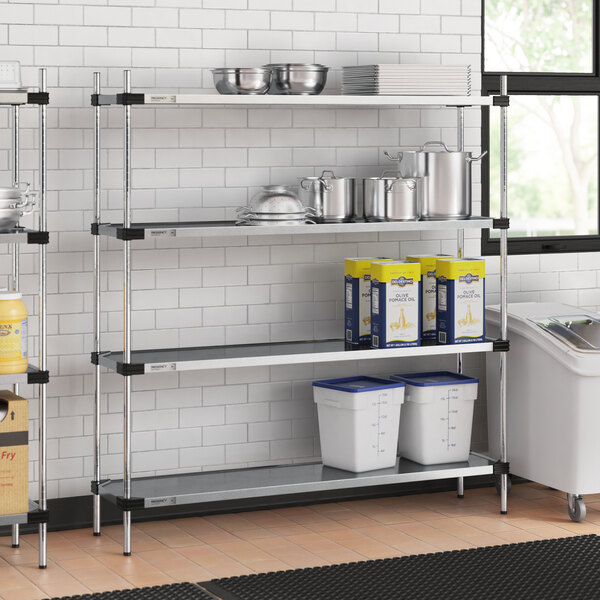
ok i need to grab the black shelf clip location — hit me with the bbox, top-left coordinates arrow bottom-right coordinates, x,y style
116,495 -> 145,511
492,217 -> 510,230
91,479 -> 111,495
91,351 -> 100,366
91,223 -> 100,236
493,339 -> 510,352
116,227 -> 145,241
27,92 -> 49,106
117,361 -> 145,376
27,509 -> 50,524
493,461 -> 510,475
27,231 -> 49,245
28,370 -> 49,385
116,93 -> 145,106
493,95 -> 510,107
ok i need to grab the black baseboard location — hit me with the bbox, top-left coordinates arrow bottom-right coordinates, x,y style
0,474 -> 518,537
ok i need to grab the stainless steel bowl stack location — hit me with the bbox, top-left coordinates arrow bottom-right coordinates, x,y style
264,64 -> 328,95
212,68 -> 272,95
236,185 -> 317,226
0,183 -> 36,231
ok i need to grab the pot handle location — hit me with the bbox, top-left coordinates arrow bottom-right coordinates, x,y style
383,151 -> 403,162
320,170 -> 337,179
300,178 -> 332,192
385,178 -> 417,193
421,141 -> 451,152
466,150 -> 488,163
380,170 -> 400,178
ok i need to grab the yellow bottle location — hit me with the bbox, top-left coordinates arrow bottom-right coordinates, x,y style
0,292 -> 28,374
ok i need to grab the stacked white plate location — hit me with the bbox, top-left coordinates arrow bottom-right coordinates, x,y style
342,64 -> 471,96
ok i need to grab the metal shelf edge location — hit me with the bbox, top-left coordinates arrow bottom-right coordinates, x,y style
95,218 -> 495,239
96,341 -> 495,374
0,501 -> 47,527
97,455 -> 495,509
91,93 -> 494,107
143,94 -> 493,107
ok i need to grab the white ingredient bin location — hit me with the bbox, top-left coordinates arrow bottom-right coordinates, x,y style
312,376 -> 405,472
390,371 -> 478,465
487,302 -> 600,521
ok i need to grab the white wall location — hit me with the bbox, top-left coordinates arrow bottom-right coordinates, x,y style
3,0 -> 588,502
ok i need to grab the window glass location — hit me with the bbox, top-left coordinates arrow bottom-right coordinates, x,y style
489,95 -> 598,237
485,0 -> 594,73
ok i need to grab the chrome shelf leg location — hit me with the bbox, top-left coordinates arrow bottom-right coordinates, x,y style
122,70 -> 132,556
93,71 -> 102,537
499,75 -> 509,515
38,67 -> 48,569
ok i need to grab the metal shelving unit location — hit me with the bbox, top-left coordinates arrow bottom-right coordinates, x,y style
0,70 -> 50,569
91,71 -> 510,556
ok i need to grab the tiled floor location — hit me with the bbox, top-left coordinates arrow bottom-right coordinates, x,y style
2,483 -> 600,599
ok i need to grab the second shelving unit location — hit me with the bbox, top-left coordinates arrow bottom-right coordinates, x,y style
0,69 -> 50,569
91,71 -> 510,556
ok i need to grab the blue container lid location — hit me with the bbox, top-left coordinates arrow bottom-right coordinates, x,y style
390,371 -> 479,387
312,376 -> 405,393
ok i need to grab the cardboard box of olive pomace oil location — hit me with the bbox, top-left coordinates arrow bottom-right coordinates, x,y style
436,258 -> 486,344
0,390 -> 28,516
370,261 -> 421,348
344,257 -> 393,345
406,254 -> 454,340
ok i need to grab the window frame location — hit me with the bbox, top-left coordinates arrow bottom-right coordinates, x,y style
481,0 -> 600,255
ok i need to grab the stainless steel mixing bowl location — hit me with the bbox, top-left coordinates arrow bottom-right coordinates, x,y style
264,64 -> 328,95
212,68 -> 271,95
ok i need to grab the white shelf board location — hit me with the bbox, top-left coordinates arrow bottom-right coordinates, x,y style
98,339 -> 495,374
143,93 -> 493,107
97,217 -> 494,240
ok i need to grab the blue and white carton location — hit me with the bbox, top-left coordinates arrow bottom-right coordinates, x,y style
370,261 -> 422,348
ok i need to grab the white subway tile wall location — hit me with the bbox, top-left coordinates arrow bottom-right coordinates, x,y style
4,1 -> 593,501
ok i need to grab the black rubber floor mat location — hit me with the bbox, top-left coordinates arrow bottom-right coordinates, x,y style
201,535 -> 600,600
51,582 -> 218,600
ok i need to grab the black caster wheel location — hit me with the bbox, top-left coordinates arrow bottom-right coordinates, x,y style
568,496 -> 586,522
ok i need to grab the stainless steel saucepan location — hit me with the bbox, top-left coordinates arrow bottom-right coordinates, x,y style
298,170 -> 356,223
363,171 -> 422,222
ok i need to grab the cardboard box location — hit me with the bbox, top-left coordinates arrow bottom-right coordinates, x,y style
371,261 -> 421,348
436,258 -> 486,344
344,257 -> 392,345
0,390 -> 28,516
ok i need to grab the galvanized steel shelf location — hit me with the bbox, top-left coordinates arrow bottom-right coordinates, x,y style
0,228 -> 49,244
96,339 -> 495,375
95,217 -> 495,240
0,365 -> 49,386
0,70 -> 49,569
0,90 -> 49,106
91,70 -> 511,557
98,455 -> 496,510
0,502 -> 49,527
93,93 -> 493,108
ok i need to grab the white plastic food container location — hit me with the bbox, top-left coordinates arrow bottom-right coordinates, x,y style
312,376 -> 405,472
487,303 -> 600,521
390,371 -> 478,465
